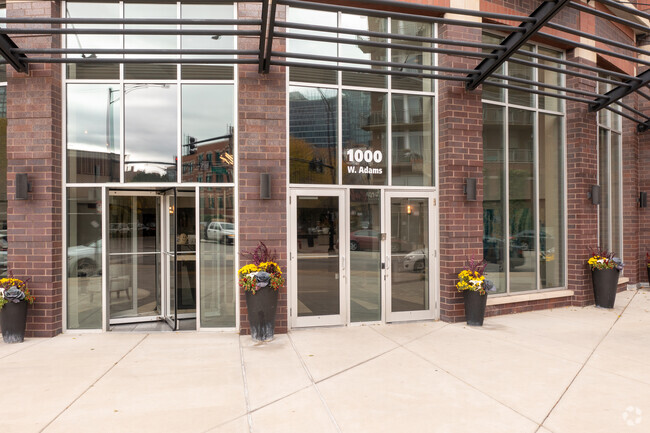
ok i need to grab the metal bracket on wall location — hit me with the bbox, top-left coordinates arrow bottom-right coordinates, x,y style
0,34 -> 28,74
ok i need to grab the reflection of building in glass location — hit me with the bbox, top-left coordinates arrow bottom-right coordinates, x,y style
181,132 -> 234,183
68,149 -> 120,183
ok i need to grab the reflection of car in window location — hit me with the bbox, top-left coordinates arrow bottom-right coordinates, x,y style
483,236 -> 524,270
68,240 -> 102,277
349,230 -> 411,252
206,222 -> 235,244
403,248 -> 427,272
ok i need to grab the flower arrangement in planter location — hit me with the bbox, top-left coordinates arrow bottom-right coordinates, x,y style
456,256 -> 494,326
238,242 -> 285,342
0,274 -> 34,344
588,247 -> 624,309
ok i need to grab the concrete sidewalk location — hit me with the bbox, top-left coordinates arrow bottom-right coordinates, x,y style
3,289 -> 649,433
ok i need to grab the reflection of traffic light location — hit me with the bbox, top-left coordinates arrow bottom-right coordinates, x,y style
309,157 -> 324,173
188,136 -> 197,154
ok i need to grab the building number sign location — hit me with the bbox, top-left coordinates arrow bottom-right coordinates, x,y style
346,149 -> 383,175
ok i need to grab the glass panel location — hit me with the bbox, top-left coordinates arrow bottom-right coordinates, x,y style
482,104 -> 507,294
175,195 -> 196,317
350,189 -> 381,322
538,47 -> 562,112
509,108 -> 536,292
482,34 -> 504,102
391,20 -> 434,92
391,197 -> 428,312
167,193 -> 176,325
124,3 -> 177,79
289,66 -> 337,84
182,3 -> 234,58
67,84 -> 121,183
391,95 -> 434,186
108,195 -> 161,319
598,127 -> 609,249
289,86 -> 338,184
508,44 -> 534,107
611,132 -> 622,256
296,196 -> 340,317
124,84 -> 177,182
66,2 -> 120,79
342,90 -> 387,185
200,187 -> 236,327
340,14 -> 387,88
539,114 -> 564,288
181,85 -> 234,183
66,187 -> 102,329
0,86 -> 6,278
287,8 -> 337,71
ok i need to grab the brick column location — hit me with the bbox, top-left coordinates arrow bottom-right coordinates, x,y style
6,1 -> 63,337
565,52 -> 599,306
437,22 -> 483,322
622,94 -> 640,287
237,3 -> 287,335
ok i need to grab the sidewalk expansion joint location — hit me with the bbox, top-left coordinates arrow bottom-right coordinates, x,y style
39,333 -> 149,433
534,290 -> 638,433
0,337 -> 48,360
238,336 -> 254,433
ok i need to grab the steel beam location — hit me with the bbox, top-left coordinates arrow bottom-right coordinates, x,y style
258,0 -> 270,73
466,0 -> 570,91
260,0 -> 278,74
0,34 -> 27,73
590,68 -> 650,112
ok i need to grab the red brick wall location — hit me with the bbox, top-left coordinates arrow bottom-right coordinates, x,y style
437,23 -> 483,323
565,54 -> 599,307
621,93 -> 640,286
238,3 -> 288,335
6,1 -> 62,337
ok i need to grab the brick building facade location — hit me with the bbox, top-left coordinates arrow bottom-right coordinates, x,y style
0,0 -> 648,337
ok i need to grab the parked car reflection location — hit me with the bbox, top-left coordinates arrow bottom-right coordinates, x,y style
350,230 -> 411,252
68,240 -> 102,277
483,236 -> 525,270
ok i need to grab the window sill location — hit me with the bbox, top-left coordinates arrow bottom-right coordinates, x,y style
486,289 -> 574,306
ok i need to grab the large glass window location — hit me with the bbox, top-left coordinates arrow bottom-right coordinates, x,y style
482,38 -> 565,295
598,80 -> 623,256
0,82 -> 6,278
200,187 -> 235,327
67,187 -> 103,329
288,13 -> 435,188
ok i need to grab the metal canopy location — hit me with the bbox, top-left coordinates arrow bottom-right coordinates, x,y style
0,0 -> 648,131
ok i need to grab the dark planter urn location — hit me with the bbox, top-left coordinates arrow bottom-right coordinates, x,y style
0,301 -> 28,344
463,290 -> 487,326
591,268 -> 619,308
647,266 -> 650,286
245,287 -> 278,342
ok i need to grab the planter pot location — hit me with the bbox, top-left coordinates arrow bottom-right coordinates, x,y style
0,301 -> 28,344
647,266 -> 650,285
245,287 -> 278,342
463,290 -> 488,326
591,268 -> 619,309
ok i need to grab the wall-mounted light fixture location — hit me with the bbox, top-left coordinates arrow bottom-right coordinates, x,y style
463,178 -> 477,201
587,185 -> 601,205
168,205 -> 175,214
260,173 -> 271,199
15,173 -> 31,200
640,192 -> 647,208
406,204 -> 413,215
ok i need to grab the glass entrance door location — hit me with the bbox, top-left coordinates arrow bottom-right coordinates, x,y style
163,190 -> 197,331
385,192 -> 436,322
290,190 -> 346,327
108,189 -> 196,329
108,193 -> 162,323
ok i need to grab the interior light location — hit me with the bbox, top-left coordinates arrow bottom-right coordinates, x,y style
406,205 -> 412,215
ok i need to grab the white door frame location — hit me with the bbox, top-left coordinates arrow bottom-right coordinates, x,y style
384,190 -> 438,322
290,189 -> 347,328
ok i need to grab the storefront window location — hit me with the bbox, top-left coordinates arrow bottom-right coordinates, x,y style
67,187 -> 103,329
597,82 -> 623,256
350,189 -> 381,322
342,90 -> 387,185
482,40 -> 565,294
181,85 -> 234,183
67,84 -> 121,183
289,86 -> 338,184
199,187 -> 235,327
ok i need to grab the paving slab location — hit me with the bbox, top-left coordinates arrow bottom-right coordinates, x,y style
43,333 -> 246,433
1,333 -> 143,433
543,365 -> 650,433
251,386 -> 338,433
370,320 -> 447,345
406,324 -> 584,424
289,325 -> 398,382
240,334 -> 312,410
317,347 -> 538,433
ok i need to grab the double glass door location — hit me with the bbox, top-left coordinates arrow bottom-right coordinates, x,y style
107,190 -> 196,330
290,189 -> 436,327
